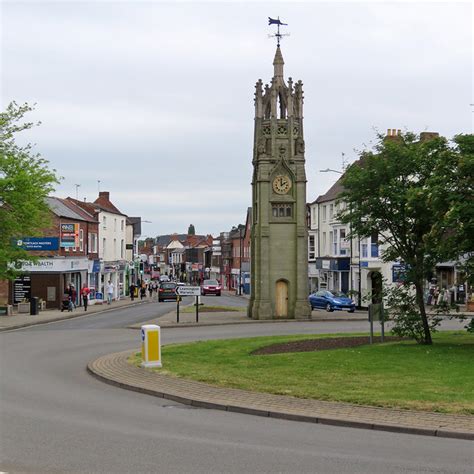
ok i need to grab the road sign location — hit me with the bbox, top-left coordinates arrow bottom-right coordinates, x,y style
176,286 -> 201,296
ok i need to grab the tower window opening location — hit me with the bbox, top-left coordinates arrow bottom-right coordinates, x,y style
278,92 -> 286,119
272,204 -> 293,218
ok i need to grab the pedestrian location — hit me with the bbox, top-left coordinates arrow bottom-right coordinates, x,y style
148,282 -> 153,298
81,284 -> 90,311
140,284 -> 146,300
67,284 -> 76,311
130,283 -> 136,301
106,280 -> 114,305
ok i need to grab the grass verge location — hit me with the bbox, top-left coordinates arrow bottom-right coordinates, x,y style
130,331 -> 474,414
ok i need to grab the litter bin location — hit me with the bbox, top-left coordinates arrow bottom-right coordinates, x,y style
30,297 -> 39,315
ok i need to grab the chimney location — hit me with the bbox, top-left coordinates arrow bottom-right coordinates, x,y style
99,191 -> 110,200
385,128 -> 402,141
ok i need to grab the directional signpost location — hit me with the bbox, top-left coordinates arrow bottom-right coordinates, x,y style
176,286 -> 201,323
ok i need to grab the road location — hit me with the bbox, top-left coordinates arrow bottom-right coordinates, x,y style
1,296 -> 472,473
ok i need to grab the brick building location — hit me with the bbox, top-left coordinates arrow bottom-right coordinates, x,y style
5,197 -> 99,309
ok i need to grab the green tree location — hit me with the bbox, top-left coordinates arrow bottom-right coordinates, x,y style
339,131 -> 473,345
0,102 -> 59,279
188,224 -> 195,235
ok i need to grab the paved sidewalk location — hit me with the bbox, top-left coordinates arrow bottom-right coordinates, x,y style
88,349 -> 474,440
0,297 -> 154,331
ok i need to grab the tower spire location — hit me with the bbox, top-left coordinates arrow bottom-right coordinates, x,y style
273,45 -> 284,78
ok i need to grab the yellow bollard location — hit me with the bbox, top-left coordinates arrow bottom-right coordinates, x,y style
141,324 -> 162,368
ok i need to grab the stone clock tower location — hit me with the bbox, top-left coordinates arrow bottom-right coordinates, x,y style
248,46 -> 311,320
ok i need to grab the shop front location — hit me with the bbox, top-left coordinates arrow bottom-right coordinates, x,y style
315,257 -> 350,294
16,257 -> 89,309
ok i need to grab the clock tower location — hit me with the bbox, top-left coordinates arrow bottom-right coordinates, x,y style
248,45 -> 311,320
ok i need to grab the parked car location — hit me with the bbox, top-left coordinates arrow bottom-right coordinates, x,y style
201,279 -> 221,296
308,290 -> 355,313
158,282 -> 177,302
159,275 -> 170,283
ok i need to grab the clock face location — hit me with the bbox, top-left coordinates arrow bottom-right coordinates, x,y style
273,175 -> 292,194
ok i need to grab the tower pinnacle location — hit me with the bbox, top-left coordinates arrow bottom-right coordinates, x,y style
273,45 -> 284,78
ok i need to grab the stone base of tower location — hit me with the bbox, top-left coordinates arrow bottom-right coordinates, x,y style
294,300 -> 312,320
248,299 -> 274,320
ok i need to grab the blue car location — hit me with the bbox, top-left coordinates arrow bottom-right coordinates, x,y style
309,290 -> 356,313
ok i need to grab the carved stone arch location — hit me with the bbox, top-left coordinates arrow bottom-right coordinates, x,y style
277,90 -> 287,119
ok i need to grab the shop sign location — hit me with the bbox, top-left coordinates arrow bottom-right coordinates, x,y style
15,237 -> 59,251
360,261 -> 369,267
60,223 -> 79,248
19,258 -> 89,272
392,263 -> 408,283
322,260 -> 330,269
88,259 -> 101,273
13,275 -> 31,304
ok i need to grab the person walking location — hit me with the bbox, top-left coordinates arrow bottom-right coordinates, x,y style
140,284 -> 146,300
148,282 -> 153,299
81,284 -> 90,311
106,280 -> 114,305
67,284 -> 76,311
129,283 -> 136,301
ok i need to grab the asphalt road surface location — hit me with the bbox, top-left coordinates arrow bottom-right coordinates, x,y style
1,297 -> 472,473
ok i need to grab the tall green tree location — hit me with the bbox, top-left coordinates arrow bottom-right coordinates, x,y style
187,224 -> 195,235
0,102 -> 59,279
339,131 -> 473,345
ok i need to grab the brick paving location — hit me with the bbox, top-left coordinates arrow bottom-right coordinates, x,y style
88,349 -> 474,440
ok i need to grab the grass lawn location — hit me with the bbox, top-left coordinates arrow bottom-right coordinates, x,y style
131,331 -> 474,414
180,305 -> 243,313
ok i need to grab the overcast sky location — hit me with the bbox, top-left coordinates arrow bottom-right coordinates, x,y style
2,0 -> 472,238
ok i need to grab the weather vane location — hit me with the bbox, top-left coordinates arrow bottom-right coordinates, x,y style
268,17 -> 289,47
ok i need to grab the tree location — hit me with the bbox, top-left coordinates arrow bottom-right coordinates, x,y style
188,224 -> 195,235
0,102 -> 59,279
339,131 -> 473,345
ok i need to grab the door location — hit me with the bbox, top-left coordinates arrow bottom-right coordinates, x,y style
275,280 -> 288,317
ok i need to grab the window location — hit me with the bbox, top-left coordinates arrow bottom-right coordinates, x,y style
339,228 -> 347,256
121,220 -> 124,231
90,233 -> 97,253
322,232 -> 327,255
103,238 -> 106,255
371,231 -> 379,258
308,235 -> 315,260
114,238 -> 117,257
272,204 -> 293,218
361,238 -> 368,258
79,229 -> 84,251
329,231 -> 333,255
322,205 -> 327,222
329,204 -> 334,221
103,216 -> 106,229
332,229 -> 338,255
121,239 -> 124,259
114,219 -> 117,231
